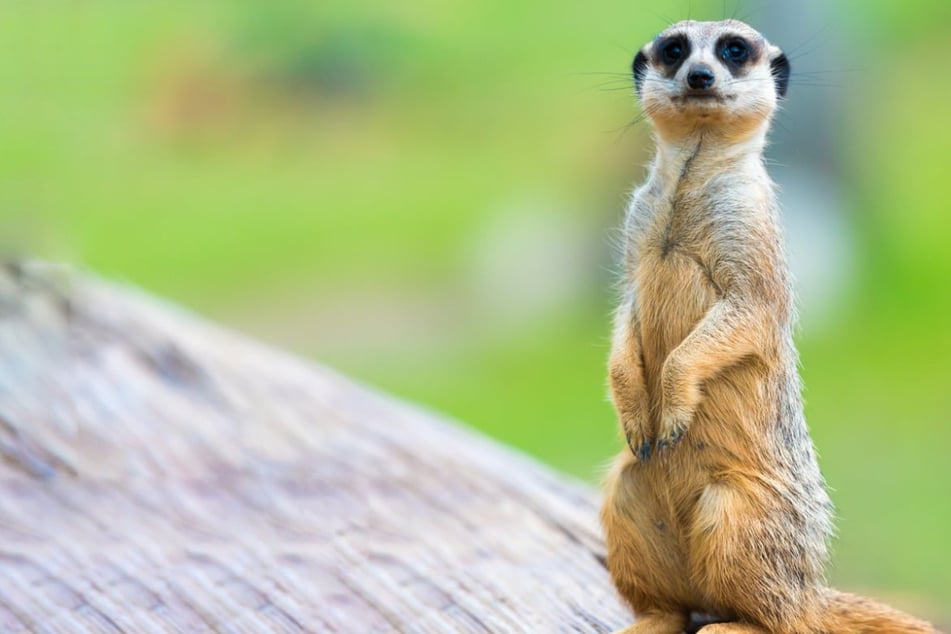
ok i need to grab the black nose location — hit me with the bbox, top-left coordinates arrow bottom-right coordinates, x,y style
687,65 -> 716,90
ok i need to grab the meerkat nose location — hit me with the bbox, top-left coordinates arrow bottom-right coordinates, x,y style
686,64 -> 716,90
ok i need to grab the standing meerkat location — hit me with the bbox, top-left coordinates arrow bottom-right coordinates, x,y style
600,19 -> 939,634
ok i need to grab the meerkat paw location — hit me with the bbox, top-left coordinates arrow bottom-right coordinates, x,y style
658,364 -> 701,453
656,407 -> 692,454
609,357 -> 653,463
626,426 -> 653,463
620,401 -> 653,462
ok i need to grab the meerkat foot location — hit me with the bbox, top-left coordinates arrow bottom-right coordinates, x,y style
612,611 -> 688,634
696,623 -> 769,633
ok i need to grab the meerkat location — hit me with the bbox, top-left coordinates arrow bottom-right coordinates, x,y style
600,19 -> 939,634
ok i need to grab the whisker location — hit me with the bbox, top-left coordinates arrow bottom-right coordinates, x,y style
733,3 -> 758,24
572,71 -> 634,78
785,27 -> 832,61
650,10 -> 678,26
791,67 -> 866,76
609,103 -> 664,143
614,42 -> 638,57
725,0 -> 751,22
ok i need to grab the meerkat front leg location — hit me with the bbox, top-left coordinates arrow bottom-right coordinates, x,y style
657,294 -> 770,450
609,296 -> 653,461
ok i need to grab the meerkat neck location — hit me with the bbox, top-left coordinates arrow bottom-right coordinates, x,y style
653,127 -> 769,182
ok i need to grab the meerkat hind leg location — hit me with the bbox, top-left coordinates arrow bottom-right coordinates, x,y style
612,611 -> 689,634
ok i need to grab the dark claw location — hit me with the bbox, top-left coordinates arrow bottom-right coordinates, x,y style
656,426 -> 687,456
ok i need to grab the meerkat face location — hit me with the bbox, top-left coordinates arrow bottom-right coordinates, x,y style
632,20 -> 790,139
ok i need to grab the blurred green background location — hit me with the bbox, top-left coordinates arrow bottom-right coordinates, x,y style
2,0 -> 948,617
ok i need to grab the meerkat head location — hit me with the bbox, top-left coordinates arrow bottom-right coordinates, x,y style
632,20 -> 789,141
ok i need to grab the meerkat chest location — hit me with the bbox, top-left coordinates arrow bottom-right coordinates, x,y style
638,245 -> 718,368
635,189 -> 720,293
631,194 -> 721,370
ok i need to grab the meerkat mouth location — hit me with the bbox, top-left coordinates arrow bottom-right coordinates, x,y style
674,93 -> 731,102
671,93 -> 735,109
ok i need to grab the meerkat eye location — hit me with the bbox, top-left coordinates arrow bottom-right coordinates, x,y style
720,38 -> 750,63
660,38 -> 687,65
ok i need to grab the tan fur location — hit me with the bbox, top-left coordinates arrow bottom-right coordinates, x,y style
601,20 -> 940,634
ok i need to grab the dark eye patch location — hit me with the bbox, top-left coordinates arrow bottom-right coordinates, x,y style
654,35 -> 689,75
718,37 -> 751,64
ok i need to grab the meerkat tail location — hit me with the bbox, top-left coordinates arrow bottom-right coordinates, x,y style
818,589 -> 942,634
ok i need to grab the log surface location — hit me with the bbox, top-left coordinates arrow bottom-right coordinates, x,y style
0,263 -> 631,633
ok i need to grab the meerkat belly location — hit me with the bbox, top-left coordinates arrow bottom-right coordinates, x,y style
636,246 -> 776,499
636,248 -> 718,401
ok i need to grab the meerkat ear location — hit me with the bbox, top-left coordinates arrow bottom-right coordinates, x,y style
632,49 -> 648,95
770,50 -> 791,99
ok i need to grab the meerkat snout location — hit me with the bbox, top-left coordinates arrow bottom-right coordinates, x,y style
686,63 -> 716,90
